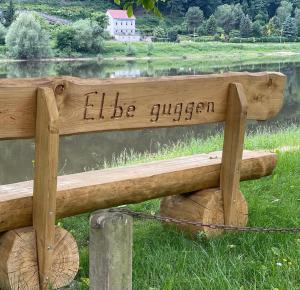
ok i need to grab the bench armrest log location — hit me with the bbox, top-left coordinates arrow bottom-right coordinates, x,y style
0,150 -> 276,233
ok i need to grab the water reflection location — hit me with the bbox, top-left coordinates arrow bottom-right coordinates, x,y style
0,59 -> 299,184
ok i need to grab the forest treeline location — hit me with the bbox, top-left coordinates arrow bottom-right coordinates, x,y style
141,0 -> 300,40
1,0 -> 300,60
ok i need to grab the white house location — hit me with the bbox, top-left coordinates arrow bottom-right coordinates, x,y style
106,9 -> 140,42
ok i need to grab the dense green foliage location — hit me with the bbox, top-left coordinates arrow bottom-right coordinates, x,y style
0,24 -> 7,45
124,0 -> 300,40
55,13 -> 107,55
1,0 -> 300,58
2,0 -> 15,27
5,13 -> 52,59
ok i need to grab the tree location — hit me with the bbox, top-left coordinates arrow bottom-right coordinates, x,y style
2,0 -> 15,27
214,4 -> 235,34
232,4 -> 245,29
0,23 -> 7,45
56,25 -> 76,54
185,7 -> 204,32
282,16 -> 297,38
71,19 -> 104,53
153,26 -> 167,41
167,0 -> 187,16
240,14 -> 253,37
205,15 -> 217,35
5,13 -> 52,59
250,0 -> 268,19
252,20 -> 263,36
167,27 -> 178,42
276,0 -> 293,24
90,12 -> 108,30
295,8 -> 300,36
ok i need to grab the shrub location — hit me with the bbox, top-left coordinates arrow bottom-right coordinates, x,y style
153,26 -> 167,41
2,0 -> 15,27
229,29 -> 240,38
55,25 -> 76,53
252,20 -> 263,37
147,42 -> 154,56
5,12 -> 52,59
125,44 -> 136,56
196,23 -> 207,36
71,19 -> 104,53
166,27 -> 178,42
0,23 -> 7,45
56,19 -> 104,54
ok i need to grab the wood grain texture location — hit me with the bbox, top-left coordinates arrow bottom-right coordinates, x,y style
90,210 -> 132,290
160,188 -> 248,238
0,150 -> 276,233
221,83 -> 247,225
0,226 -> 79,290
32,88 -> 59,289
0,72 -> 286,139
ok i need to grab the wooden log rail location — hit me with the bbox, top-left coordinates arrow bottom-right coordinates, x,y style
0,150 -> 276,233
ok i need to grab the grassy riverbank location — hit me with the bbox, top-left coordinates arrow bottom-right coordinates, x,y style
102,41 -> 300,61
60,125 -> 300,290
2,41 -> 300,63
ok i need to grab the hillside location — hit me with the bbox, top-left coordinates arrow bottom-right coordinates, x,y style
1,0 -> 299,39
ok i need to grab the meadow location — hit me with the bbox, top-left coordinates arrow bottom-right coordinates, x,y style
60,125 -> 300,290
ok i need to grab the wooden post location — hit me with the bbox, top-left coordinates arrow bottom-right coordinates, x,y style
33,87 -> 60,289
89,210 -> 133,290
221,83 -> 248,225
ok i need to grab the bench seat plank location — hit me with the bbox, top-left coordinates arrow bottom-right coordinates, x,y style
0,150 -> 276,233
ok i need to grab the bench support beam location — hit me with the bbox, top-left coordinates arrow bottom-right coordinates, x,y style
33,87 -> 60,289
221,83 -> 248,225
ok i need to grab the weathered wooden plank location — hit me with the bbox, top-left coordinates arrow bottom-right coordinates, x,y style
0,72 -> 286,139
90,210 -> 132,290
0,226 -> 79,290
0,150 -> 276,233
33,88 -> 59,289
221,83 -> 247,225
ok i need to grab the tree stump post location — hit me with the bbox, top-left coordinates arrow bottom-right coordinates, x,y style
89,209 -> 133,290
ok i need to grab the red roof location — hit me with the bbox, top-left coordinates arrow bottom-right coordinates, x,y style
107,9 -> 135,19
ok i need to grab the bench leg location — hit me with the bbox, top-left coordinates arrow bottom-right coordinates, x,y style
33,87 -> 60,289
89,210 -> 133,290
221,83 -> 248,225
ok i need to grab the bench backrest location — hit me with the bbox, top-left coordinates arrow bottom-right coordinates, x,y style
0,72 -> 285,140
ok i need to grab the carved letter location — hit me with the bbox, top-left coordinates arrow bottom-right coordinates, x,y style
207,102 -> 215,112
111,92 -> 123,119
173,103 -> 183,122
83,95 -> 95,120
126,105 -> 136,117
196,102 -> 205,113
99,93 -> 105,119
185,102 -> 194,120
162,104 -> 172,115
150,104 -> 160,122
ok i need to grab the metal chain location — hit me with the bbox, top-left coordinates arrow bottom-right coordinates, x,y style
109,208 -> 300,234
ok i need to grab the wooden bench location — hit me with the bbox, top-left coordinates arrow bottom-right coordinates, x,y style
0,72 -> 285,290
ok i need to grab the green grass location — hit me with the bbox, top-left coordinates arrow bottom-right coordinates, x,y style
103,41 -> 300,61
60,126 -> 300,289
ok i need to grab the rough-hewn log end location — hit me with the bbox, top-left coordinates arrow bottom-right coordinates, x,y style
0,226 -> 79,290
160,188 -> 248,238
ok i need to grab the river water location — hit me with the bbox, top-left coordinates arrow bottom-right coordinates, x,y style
0,59 -> 299,184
